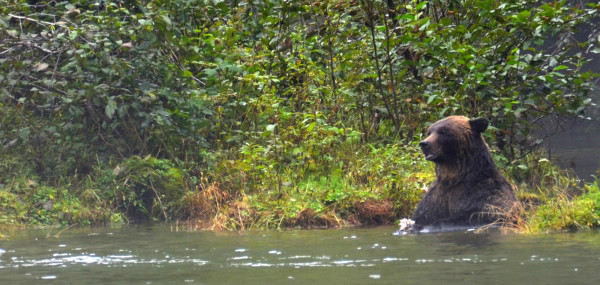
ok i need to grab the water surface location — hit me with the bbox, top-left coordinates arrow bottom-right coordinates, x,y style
1,225 -> 599,284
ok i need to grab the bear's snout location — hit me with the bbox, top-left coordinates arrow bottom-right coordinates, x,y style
419,140 -> 430,155
420,139 -> 436,161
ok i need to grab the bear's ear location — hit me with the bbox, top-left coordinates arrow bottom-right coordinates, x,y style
469,117 -> 489,134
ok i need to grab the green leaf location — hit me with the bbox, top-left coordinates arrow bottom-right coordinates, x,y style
426,94 -> 438,104
105,99 -> 117,119
440,17 -> 452,26
400,14 -> 415,21
516,10 -> 531,22
419,19 -> 431,31
160,15 -> 172,26
305,122 -> 317,133
554,65 -> 569,71
19,127 -> 30,140
204,69 -> 217,77
266,124 -> 277,132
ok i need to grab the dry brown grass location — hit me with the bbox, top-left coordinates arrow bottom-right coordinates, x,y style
352,199 -> 397,225
285,208 -> 343,229
475,201 -> 531,233
180,174 -> 237,230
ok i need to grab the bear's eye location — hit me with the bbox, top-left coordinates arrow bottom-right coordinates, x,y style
438,128 -> 447,135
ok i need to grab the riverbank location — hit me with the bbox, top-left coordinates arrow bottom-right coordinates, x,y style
1,145 -> 598,233
0,143 -> 428,229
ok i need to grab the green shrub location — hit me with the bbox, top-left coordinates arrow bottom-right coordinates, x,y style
98,156 -> 186,221
0,190 -> 26,225
531,178 -> 600,232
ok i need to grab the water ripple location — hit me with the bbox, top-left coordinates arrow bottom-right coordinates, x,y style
4,252 -> 209,268
2,250 -> 524,269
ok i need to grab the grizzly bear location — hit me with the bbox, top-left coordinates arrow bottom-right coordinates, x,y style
410,116 -> 517,231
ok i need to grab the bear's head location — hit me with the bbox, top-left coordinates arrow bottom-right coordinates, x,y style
419,116 -> 489,164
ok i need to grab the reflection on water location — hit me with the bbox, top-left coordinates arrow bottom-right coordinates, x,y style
1,225 -> 600,284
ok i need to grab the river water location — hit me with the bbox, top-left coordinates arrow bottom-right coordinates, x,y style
1,224 -> 600,284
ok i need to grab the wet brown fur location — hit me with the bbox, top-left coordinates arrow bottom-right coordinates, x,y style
411,116 -> 517,230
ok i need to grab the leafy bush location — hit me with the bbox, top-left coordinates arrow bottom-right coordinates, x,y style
102,156 -> 186,221
0,190 -> 26,225
0,0 -> 599,229
0,180 -> 100,226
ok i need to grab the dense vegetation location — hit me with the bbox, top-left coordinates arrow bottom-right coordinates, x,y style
1,0 -> 600,232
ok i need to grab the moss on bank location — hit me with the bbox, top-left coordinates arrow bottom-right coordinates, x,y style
507,155 -> 600,233
527,180 -> 600,232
